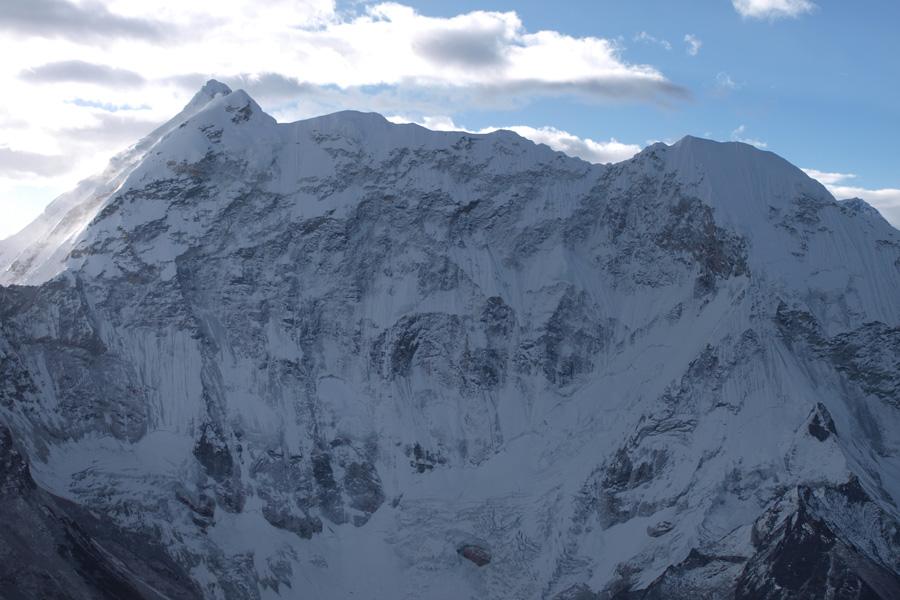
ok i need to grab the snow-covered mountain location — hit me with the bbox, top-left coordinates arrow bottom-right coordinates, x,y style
1,81 -> 899,599
0,80 -> 234,287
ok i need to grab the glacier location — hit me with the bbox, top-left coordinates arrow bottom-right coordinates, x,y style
0,80 -> 899,599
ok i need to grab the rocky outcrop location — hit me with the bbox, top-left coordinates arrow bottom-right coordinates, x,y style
0,424 -> 202,600
458,544 -> 492,567
735,483 -> 900,600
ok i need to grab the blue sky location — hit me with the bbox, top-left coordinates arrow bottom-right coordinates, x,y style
403,0 -> 899,188
0,0 -> 897,237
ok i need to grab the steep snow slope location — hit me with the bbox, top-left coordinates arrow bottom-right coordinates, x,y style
0,80 -> 233,286
0,425 -> 201,599
1,81 -> 899,599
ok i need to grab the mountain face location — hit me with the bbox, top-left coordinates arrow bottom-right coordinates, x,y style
1,81 -> 899,599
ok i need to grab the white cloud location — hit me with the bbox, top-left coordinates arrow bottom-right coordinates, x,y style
0,1 -> 688,240
730,125 -> 767,148
0,179 -> 72,240
802,168 -> 900,228
387,115 -> 641,164
21,60 -> 145,86
503,126 -> 641,164
634,31 -> 672,51
714,72 -> 739,93
684,34 -> 702,56
0,147 -> 70,177
62,1 -> 680,101
732,0 -> 816,20
801,168 -> 854,186
0,0 -> 169,42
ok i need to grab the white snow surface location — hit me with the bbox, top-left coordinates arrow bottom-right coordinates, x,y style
0,80 -> 232,286
2,81 -> 899,599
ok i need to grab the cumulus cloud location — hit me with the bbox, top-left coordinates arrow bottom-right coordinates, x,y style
802,168 -> 900,228
413,19 -> 513,68
386,115 -> 641,164
300,5 -> 686,102
684,34 -> 702,56
6,2 -> 685,103
21,60 -> 145,86
732,0 -> 816,20
4,2 -> 688,124
0,1 -> 686,238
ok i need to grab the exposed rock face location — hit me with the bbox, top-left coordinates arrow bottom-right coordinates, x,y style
0,425 -> 202,600
1,81 -> 899,599
458,544 -> 492,567
733,483 -> 900,600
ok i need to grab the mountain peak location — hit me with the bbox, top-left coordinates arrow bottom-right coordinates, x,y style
672,133 -> 707,145
648,133 -> 833,229
180,79 -> 233,115
197,78 -> 232,100
671,133 -> 763,154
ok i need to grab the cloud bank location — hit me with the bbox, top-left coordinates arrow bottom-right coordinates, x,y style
386,115 -> 641,164
21,60 -> 145,86
0,0 -> 166,41
0,2 -> 684,168
0,1 -> 690,239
